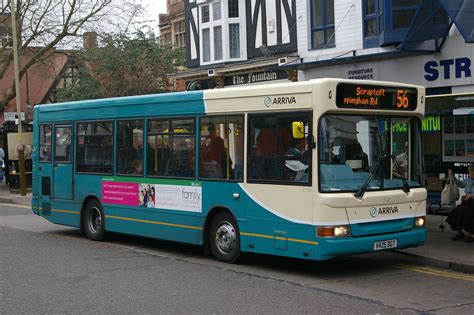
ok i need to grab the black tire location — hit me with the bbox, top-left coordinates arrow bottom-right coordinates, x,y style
209,212 -> 241,263
83,199 -> 106,241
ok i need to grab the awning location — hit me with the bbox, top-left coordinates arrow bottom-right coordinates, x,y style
271,51 -> 423,71
439,0 -> 474,43
400,0 -> 452,51
401,0 -> 474,51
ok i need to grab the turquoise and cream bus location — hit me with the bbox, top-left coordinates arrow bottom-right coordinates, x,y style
32,79 -> 426,263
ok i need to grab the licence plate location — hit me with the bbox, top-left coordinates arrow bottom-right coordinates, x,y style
373,239 -> 397,251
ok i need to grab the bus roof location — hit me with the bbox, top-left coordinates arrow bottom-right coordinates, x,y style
35,79 -> 425,121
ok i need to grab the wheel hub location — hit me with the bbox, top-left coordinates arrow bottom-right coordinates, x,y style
215,222 -> 236,254
89,207 -> 102,233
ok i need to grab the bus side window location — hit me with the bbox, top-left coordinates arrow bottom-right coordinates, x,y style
199,115 -> 244,181
76,121 -> 113,174
248,113 -> 311,184
116,120 -> 144,176
146,118 -> 195,179
39,124 -> 52,162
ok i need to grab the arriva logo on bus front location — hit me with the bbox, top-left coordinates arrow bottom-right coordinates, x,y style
370,206 -> 399,217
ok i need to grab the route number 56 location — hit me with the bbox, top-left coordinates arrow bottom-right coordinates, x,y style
396,89 -> 409,108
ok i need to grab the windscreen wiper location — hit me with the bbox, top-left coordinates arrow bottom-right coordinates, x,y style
390,154 -> 410,193
355,154 -> 384,199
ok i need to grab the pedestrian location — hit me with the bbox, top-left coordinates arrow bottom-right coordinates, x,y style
445,165 -> 474,242
0,146 -> 4,182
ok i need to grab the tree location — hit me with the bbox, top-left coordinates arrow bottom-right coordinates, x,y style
56,32 -> 185,101
0,0 -> 142,111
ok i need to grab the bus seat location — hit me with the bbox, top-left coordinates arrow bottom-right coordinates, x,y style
202,161 -> 223,178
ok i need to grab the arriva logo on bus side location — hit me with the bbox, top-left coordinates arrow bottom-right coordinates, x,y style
264,96 -> 296,107
370,206 -> 399,217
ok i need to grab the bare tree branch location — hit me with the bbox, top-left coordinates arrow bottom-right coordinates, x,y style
0,0 -> 140,111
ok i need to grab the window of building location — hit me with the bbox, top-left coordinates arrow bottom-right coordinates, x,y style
202,28 -> 211,62
146,118 -> 195,178
202,5 -> 210,23
362,0 -> 436,48
199,115 -> 244,181
229,23 -> 240,59
116,120 -> 144,176
392,0 -> 420,29
310,0 -> 335,49
214,26 -> 223,61
0,25 -> 11,48
363,0 -> 383,47
213,1 -> 221,20
199,0 -> 245,64
228,0 -> 239,18
39,124 -> 52,162
248,113 -> 312,185
76,122 -> 113,174
173,20 -> 185,48
364,0 -> 377,37
160,32 -> 172,46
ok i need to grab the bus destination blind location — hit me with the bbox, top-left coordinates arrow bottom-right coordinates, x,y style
336,83 -> 418,111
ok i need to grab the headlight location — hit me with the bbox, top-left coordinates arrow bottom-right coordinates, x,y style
317,225 -> 350,237
415,216 -> 425,227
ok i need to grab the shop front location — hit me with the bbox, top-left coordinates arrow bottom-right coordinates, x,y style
170,57 -> 298,92
297,35 -> 473,194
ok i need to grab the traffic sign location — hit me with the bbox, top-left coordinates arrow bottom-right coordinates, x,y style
4,112 -> 25,121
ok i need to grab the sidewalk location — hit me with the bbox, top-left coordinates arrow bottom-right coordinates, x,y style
396,214 -> 474,274
0,183 -> 32,206
0,184 -> 473,273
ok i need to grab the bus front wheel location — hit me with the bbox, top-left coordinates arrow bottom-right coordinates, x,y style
209,212 -> 240,263
83,200 -> 105,241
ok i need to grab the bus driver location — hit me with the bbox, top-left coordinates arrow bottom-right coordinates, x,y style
285,138 -> 309,182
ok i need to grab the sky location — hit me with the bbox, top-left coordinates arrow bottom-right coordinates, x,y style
139,0 -> 168,35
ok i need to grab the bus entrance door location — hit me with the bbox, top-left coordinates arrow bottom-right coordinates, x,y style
52,125 -> 73,200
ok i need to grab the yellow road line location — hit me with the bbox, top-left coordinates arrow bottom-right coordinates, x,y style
392,263 -> 474,281
241,232 -> 318,245
106,215 -> 202,231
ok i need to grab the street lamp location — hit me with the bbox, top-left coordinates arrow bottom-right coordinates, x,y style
9,0 -> 26,196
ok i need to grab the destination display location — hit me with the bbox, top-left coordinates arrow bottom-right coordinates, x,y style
336,83 -> 418,111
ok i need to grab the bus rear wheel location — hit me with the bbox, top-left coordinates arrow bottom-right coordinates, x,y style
83,200 -> 105,241
209,212 -> 240,263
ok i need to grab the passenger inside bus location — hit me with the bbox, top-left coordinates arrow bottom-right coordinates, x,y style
202,136 -> 232,179
285,138 -> 309,182
132,159 -> 143,175
250,128 -> 279,180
